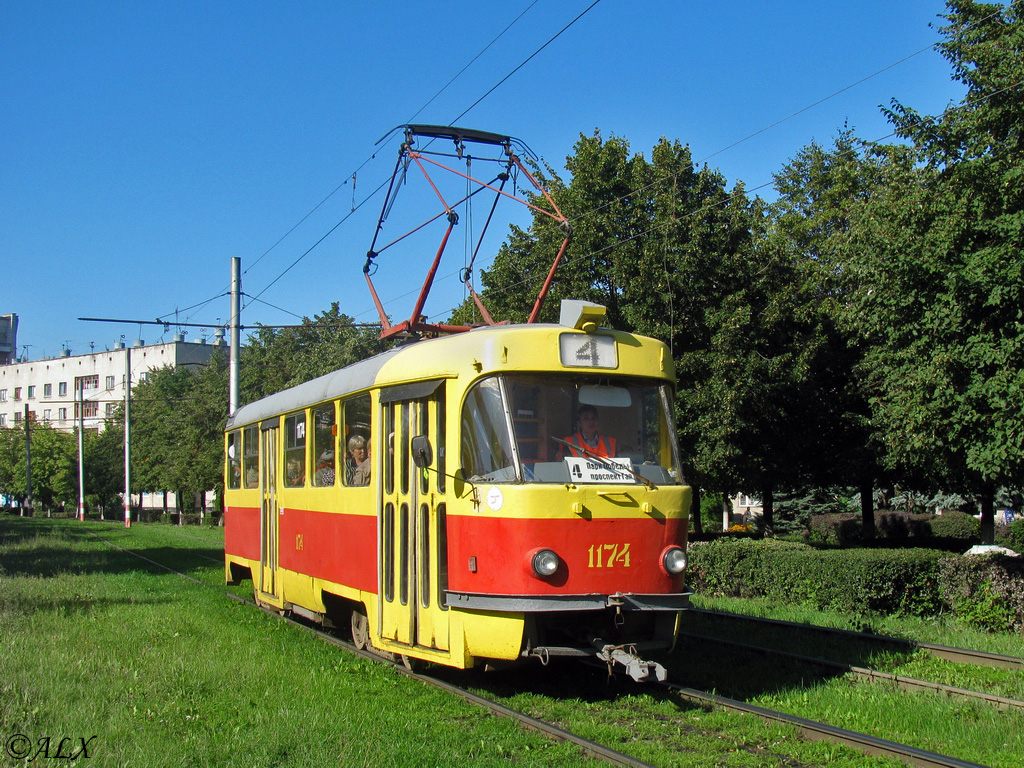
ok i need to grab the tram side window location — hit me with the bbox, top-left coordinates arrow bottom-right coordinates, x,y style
243,426 -> 259,488
342,394 -> 371,486
226,430 -> 241,489
311,403 -> 336,487
284,412 -> 306,487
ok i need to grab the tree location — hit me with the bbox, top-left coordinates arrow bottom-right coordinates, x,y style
0,421 -> 77,512
454,131 -> 833,532
769,131 -> 894,540
846,0 -> 1024,543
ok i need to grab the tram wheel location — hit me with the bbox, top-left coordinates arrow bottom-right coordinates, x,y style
351,606 -> 369,650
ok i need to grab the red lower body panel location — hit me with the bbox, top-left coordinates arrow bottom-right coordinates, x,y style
447,515 -> 686,596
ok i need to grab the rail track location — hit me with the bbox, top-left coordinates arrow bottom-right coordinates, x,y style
691,608 -> 1024,670
680,631 -> 1024,712
81,527 -> 999,767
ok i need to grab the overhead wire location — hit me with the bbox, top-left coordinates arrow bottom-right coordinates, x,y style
441,72 -> 1024,322
150,1 -> 545,330
240,0 -> 546,310
245,0 -> 604,324
163,3 -> 1006,332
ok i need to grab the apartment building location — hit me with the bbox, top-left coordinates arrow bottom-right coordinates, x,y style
0,336 -> 223,431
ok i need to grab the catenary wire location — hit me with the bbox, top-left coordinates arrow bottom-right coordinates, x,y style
166,1 -> 545,327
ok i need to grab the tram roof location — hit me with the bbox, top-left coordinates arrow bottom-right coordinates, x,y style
225,319 -> 666,429
226,343 -> 406,429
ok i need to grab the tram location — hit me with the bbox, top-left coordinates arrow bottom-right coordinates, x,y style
224,300 -> 691,680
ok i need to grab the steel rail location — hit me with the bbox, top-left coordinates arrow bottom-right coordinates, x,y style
680,631 -> 1024,712
661,682 -> 990,768
79,530 -> 651,768
76,530 -> 996,768
229,594 -> 658,768
692,608 -> 1024,670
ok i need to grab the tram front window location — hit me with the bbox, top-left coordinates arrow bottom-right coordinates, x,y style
460,374 -> 683,485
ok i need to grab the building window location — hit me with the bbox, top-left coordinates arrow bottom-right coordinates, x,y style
0,414 -> 5,427
14,387 -> 22,401
58,382 -> 67,397
105,402 -> 116,417
14,411 -> 22,424
58,408 -> 67,421
75,375 -> 99,392
27,386 -> 35,399
105,375 -> 116,390
75,401 -> 99,419
0,389 -> 6,402
43,383 -> 52,398
139,372 -> 149,383
43,409 -> 51,421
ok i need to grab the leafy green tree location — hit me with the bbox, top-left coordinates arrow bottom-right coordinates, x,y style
769,131 -> 895,540
454,131 -> 833,532
846,0 -> 1024,543
84,413 -> 125,516
132,359 -> 219,512
0,421 -> 77,511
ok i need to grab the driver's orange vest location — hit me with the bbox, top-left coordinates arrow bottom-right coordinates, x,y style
563,433 -> 616,458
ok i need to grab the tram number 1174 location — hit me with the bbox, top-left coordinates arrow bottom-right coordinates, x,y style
587,543 -> 631,568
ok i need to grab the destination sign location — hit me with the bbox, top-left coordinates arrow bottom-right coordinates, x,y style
564,457 -> 637,484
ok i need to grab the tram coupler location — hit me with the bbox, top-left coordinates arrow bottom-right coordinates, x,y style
592,641 -> 668,683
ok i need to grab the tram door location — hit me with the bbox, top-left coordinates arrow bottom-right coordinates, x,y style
378,382 -> 449,653
258,421 -> 280,600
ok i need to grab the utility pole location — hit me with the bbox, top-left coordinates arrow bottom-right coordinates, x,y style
24,404 -> 32,517
77,381 -> 85,521
229,256 -> 241,415
123,346 -> 132,528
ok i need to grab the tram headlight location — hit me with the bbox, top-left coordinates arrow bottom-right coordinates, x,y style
661,546 -> 688,575
530,548 -> 561,578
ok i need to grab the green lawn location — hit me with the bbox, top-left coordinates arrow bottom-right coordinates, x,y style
0,517 -> 598,767
3,516 -> 1020,768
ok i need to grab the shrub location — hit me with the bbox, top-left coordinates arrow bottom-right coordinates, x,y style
995,519 -> 1024,552
700,492 -> 724,533
938,553 -> 1024,632
808,513 -> 860,547
928,511 -> 980,543
687,538 -> 948,616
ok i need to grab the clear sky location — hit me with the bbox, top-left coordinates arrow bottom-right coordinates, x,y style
2,1 -> 967,360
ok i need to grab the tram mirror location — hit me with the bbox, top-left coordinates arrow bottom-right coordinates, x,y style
578,385 -> 631,408
411,435 -> 433,468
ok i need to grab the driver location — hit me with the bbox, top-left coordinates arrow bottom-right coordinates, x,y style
561,404 -> 617,458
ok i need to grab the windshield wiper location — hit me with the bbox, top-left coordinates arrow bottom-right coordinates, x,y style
550,436 -> 655,489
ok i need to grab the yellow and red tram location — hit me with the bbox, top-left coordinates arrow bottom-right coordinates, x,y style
224,301 -> 691,680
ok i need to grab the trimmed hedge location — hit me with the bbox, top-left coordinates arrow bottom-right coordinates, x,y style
809,510 -> 982,550
938,553 -> 1024,632
688,538 -> 1024,630
687,538 -> 948,616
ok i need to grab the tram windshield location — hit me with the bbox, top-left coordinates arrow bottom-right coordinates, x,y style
460,374 -> 683,485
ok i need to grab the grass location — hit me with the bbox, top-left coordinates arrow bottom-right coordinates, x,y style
0,517 -> 599,767
3,515 -> 1021,767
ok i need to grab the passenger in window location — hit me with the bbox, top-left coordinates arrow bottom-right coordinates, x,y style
286,458 -> 304,487
315,450 -> 335,486
345,435 -> 368,484
351,438 -> 371,486
561,404 -> 617,458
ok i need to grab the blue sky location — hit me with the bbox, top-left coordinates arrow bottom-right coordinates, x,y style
3,1 -> 966,360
